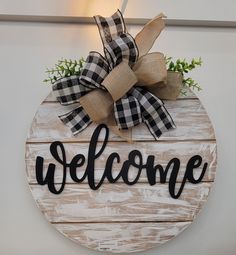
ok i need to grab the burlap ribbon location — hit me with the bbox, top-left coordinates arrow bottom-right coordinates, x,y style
53,10 -> 176,140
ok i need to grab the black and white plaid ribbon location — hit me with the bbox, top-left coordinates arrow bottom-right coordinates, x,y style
52,10 -> 176,139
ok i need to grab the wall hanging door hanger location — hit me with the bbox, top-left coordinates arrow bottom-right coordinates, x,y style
25,9 -> 217,254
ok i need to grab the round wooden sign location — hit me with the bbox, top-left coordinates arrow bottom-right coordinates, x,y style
25,90 -> 217,253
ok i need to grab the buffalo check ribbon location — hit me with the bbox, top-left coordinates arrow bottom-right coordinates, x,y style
52,10 -> 176,140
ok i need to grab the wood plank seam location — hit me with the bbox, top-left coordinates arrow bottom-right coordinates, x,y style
51,220 -> 193,224
26,139 -> 217,144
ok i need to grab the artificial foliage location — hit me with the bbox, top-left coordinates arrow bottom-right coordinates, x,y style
43,58 -> 85,84
44,56 -> 202,96
166,57 -> 202,95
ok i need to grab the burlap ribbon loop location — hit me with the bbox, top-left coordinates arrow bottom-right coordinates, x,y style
80,89 -> 113,122
103,52 -> 167,102
135,13 -> 166,57
102,62 -> 137,102
52,10 -> 176,140
133,52 -> 167,86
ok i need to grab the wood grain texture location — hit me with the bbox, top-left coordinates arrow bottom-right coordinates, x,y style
26,141 -> 216,184
25,90 -> 217,253
27,103 -> 129,142
29,183 -> 212,223
26,99 -> 214,142
54,222 -> 190,253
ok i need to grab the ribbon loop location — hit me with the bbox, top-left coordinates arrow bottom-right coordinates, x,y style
102,62 -> 137,101
80,89 -> 113,123
135,13 -> 166,57
94,10 -> 126,44
133,52 -> 167,86
52,51 -> 109,105
52,75 -> 90,105
79,52 -> 110,88
104,33 -> 139,68
95,10 -> 138,69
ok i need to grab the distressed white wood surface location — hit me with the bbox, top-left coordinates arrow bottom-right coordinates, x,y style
26,99 -> 214,142
30,183 -> 212,223
25,90 -> 217,253
54,222 -> 190,253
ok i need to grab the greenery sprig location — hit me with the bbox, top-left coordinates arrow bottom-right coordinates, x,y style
166,57 -> 202,95
44,56 -> 203,97
43,58 -> 85,84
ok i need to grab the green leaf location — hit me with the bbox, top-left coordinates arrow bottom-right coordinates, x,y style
165,56 -> 203,96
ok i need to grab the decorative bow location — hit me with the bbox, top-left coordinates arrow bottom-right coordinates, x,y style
53,10 -> 176,140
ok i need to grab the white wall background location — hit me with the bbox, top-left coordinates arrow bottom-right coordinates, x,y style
0,1 -> 236,254
1,0 -> 236,20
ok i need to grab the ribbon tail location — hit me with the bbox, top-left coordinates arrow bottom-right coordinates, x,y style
130,87 -> 176,140
135,13 -> 166,57
142,103 -> 176,140
106,114 -> 133,143
114,95 -> 142,129
59,106 -> 92,135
